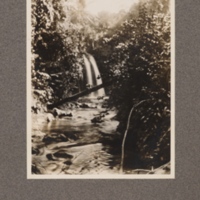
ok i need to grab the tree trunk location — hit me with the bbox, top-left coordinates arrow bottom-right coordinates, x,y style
47,80 -> 113,109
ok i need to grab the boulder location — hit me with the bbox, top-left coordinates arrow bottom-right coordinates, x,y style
52,108 -> 73,118
47,113 -> 54,122
32,164 -> 41,174
64,160 -> 72,165
42,134 -> 68,144
58,112 -> 73,118
53,151 -> 73,159
79,103 -> 97,109
91,116 -> 104,123
79,103 -> 90,108
32,147 -> 40,155
46,154 -> 55,161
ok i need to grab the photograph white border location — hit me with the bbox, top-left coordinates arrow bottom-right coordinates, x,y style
27,0 -> 175,179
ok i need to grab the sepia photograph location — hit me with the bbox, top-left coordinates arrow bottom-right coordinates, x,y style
27,0 -> 175,178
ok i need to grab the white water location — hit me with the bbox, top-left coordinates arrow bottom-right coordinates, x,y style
88,54 -> 105,96
83,54 -> 105,98
83,54 -> 93,89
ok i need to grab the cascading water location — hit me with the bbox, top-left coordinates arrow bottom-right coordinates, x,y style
83,54 -> 105,98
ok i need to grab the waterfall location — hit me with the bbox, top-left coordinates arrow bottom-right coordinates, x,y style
83,54 -> 105,98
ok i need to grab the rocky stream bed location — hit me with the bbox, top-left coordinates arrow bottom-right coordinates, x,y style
31,101 -> 124,175
31,100 -> 171,175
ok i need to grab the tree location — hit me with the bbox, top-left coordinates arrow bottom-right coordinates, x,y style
92,0 -> 171,169
31,0 -> 89,110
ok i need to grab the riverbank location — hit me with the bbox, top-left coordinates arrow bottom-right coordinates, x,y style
31,101 -> 171,175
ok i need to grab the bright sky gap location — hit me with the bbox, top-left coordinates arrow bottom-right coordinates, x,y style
85,0 -> 139,14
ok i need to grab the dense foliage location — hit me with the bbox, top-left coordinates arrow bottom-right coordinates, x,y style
31,0 -> 171,169
31,0 -> 88,111
91,0 -> 171,168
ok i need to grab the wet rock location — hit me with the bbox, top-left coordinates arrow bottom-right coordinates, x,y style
64,160 -> 72,165
79,103 -> 97,109
47,113 -> 54,122
53,151 -> 73,159
100,110 -> 109,115
91,116 -> 104,123
32,131 -> 46,143
32,147 -> 40,155
97,96 -> 104,100
32,164 -> 41,174
58,134 -> 68,142
66,133 -> 78,140
73,102 -> 80,108
42,135 -> 56,144
42,134 -> 68,144
46,154 -> 55,161
79,103 -> 90,108
31,106 -> 38,114
52,108 -> 72,118
58,112 -> 73,118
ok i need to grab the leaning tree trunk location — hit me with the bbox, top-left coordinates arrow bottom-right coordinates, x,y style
47,80 -> 113,109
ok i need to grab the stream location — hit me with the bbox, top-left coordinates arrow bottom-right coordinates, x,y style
32,104 -> 122,175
